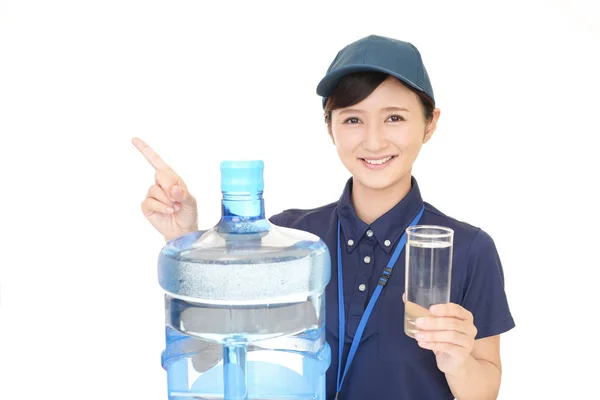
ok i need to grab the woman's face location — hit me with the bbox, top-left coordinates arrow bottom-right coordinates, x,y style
329,76 -> 440,193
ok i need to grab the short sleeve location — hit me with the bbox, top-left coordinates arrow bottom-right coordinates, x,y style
268,211 -> 288,227
461,229 -> 515,339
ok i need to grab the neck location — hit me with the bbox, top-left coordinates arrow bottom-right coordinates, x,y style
221,192 -> 265,220
219,191 -> 269,233
351,174 -> 412,224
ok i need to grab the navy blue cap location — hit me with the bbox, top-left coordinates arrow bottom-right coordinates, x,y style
316,35 -> 435,108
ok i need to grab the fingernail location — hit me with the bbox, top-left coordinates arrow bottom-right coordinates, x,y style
416,318 -> 425,327
173,203 -> 181,212
416,332 -> 425,340
166,207 -> 174,214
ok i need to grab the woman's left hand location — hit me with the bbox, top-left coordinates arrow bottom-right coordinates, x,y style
414,302 -> 478,376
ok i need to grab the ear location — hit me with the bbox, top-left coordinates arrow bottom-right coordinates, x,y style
423,108 -> 441,144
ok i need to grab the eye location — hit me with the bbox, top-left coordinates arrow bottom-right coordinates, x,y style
343,117 -> 361,124
387,115 -> 405,122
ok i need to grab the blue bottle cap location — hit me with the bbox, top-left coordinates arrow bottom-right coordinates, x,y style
220,160 -> 264,193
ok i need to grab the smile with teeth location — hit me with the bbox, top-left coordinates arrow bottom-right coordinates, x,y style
362,156 -> 395,165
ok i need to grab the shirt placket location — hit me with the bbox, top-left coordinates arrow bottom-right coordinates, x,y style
346,229 -> 377,338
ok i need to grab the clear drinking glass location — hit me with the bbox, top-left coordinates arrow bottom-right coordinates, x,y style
404,225 -> 454,338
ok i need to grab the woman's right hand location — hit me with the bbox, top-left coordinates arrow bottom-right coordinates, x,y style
132,137 -> 198,242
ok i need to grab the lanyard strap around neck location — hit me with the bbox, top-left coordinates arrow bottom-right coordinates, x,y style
335,205 -> 425,399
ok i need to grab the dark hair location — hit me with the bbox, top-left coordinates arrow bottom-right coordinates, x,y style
323,71 -> 435,125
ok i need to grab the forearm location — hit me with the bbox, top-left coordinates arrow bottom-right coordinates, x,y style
445,355 -> 501,400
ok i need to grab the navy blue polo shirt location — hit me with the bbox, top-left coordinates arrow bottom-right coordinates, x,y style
269,176 -> 515,400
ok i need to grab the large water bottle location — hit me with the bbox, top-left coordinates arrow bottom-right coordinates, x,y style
157,160 -> 331,400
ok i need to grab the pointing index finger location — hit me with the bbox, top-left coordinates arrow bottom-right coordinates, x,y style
132,137 -> 173,172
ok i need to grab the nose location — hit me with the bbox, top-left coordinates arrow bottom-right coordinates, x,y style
362,123 -> 389,153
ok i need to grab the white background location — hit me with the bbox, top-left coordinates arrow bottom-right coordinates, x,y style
1,0 -> 599,398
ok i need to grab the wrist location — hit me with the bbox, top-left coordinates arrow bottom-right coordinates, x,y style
446,355 -> 475,378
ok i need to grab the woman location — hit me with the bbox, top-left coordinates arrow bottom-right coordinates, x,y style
133,34 -> 514,400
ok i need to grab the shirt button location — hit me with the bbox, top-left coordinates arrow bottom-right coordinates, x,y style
384,239 -> 391,247
363,256 -> 371,264
366,230 -> 373,237
359,284 -> 366,292
347,239 -> 354,246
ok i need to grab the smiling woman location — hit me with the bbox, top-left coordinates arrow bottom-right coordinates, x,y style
134,34 -> 515,400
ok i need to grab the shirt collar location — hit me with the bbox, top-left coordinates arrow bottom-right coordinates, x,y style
336,176 -> 424,253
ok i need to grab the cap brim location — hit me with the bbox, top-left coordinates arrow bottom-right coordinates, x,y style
316,64 -> 426,106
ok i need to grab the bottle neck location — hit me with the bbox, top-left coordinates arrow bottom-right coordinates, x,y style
220,191 -> 266,222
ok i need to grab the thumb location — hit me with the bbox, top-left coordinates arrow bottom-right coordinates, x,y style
170,185 -> 198,228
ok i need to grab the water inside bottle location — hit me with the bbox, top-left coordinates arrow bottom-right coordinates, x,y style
159,231 -> 330,400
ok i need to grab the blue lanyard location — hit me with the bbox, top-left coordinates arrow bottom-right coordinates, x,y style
335,205 -> 425,399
